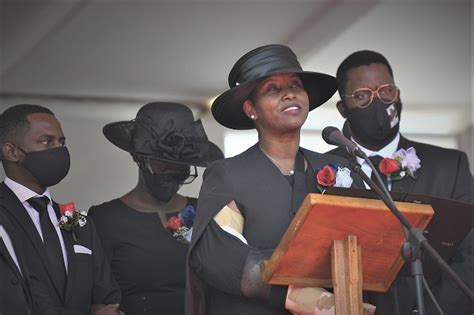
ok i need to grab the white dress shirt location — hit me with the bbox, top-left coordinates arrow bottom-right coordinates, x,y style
352,133 -> 400,190
4,177 -> 68,272
0,225 -> 22,274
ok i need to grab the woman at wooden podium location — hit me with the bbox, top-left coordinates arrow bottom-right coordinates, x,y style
186,44 -> 372,315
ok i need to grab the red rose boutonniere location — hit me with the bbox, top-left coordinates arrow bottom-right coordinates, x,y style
316,164 -> 353,192
317,165 -> 336,187
58,202 -> 87,231
379,147 -> 421,181
379,158 -> 400,174
166,205 -> 195,243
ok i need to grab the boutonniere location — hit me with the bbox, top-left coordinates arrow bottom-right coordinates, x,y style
379,147 -> 421,181
316,164 -> 353,192
58,202 -> 87,231
166,205 -> 195,243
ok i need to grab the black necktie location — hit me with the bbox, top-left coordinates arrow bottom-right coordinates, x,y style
368,155 -> 388,189
27,196 -> 66,294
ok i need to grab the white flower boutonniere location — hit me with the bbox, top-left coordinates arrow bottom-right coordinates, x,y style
335,166 -> 353,188
58,202 -> 87,231
316,164 -> 353,192
379,147 -> 421,180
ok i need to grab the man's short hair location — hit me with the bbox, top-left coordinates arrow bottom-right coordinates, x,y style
336,50 -> 394,97
0,104 -> 54,159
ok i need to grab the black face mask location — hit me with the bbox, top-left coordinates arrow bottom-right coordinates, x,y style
346,99 -> 402,147
16,146 -> 71,188
141,170 -> 183,202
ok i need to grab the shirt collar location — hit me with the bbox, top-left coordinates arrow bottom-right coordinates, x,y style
4,177 -> 52,203
352,133 -> 400,164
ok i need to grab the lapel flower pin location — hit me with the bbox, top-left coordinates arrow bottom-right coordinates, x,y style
166,204 -> 195,243
379,147 -> 421,181
316,164 -> 353,192
58,202 -> 87,231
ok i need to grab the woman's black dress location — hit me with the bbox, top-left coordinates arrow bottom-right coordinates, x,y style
89,197 -> 197,315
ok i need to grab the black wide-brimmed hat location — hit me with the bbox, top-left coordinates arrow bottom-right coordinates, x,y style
103,102 -> 224,167
212,44 -> 337,130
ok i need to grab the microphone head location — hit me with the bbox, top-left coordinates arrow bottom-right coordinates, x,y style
322,126 -> 340,145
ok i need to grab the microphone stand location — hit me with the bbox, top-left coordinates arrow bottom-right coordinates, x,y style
348,151 -> 474,315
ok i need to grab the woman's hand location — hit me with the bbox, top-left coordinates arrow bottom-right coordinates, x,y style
285,286 -> 335,315
285,286 -> 376,315
90,304 -> 123,315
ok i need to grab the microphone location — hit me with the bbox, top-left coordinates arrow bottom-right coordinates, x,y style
322,126 -> 364,158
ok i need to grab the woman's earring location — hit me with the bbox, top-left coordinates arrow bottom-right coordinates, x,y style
250,115 -> 256,120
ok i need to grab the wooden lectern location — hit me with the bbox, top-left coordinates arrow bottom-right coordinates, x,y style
261,193 -> 434,314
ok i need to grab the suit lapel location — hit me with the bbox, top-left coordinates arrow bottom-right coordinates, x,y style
391,175 -> 416,194
0,183 -> 49,261
0,209 -> 23,276
0,237 -> 33,309
0,236 -> 21,276
0,215 -> 33,307
391,136 -> 417,193
303,152 -> 319,195
62,230 -> 76,305
290,151 -> 309,216
0,183 -> 65,300
53,202 -> 77,305
248,145 -> 301,222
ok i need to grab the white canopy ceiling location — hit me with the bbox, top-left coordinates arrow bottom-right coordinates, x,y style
1,0 -> 472,131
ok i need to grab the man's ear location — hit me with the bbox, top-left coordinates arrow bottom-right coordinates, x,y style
243,100 -> 256,120
2,143 -> 21,162
336,100 -> 347,118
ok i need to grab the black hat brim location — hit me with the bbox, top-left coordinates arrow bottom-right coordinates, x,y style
102,121 -> 224,167
211,70 -> 337,130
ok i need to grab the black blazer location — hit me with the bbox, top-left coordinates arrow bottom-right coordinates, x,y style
186,144 -> 364,315
327,135 -> 473,202
0,182 -> 121,315
327,135 -> 474,315
0,209 -> 32,315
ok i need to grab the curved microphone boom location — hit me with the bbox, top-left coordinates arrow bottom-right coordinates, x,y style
322,126 -> 364,158
322,127 -> 474,312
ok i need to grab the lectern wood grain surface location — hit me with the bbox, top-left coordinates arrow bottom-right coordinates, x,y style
331,235 -> 363,314
261,193 -> 433,292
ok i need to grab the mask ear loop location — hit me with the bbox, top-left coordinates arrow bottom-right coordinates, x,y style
144,158 -> 155,175
133,154 -> 155,175
10,143 -> 27,155
7,143 -> 29,163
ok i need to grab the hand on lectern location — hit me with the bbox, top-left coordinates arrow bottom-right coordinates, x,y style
285,286 -> 376,315
285,286 -> 334,315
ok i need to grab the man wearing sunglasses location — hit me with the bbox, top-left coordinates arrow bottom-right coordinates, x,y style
328,50 -> 473,315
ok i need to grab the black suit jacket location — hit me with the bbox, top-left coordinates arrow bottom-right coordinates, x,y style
0,209 -> 32,315
327,134 -> 473,315
0,182 -> 121,315
187,144 -> 364,315
328,135 -> 473,202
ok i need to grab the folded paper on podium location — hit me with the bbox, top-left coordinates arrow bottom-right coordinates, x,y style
261,193 -> 434,292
